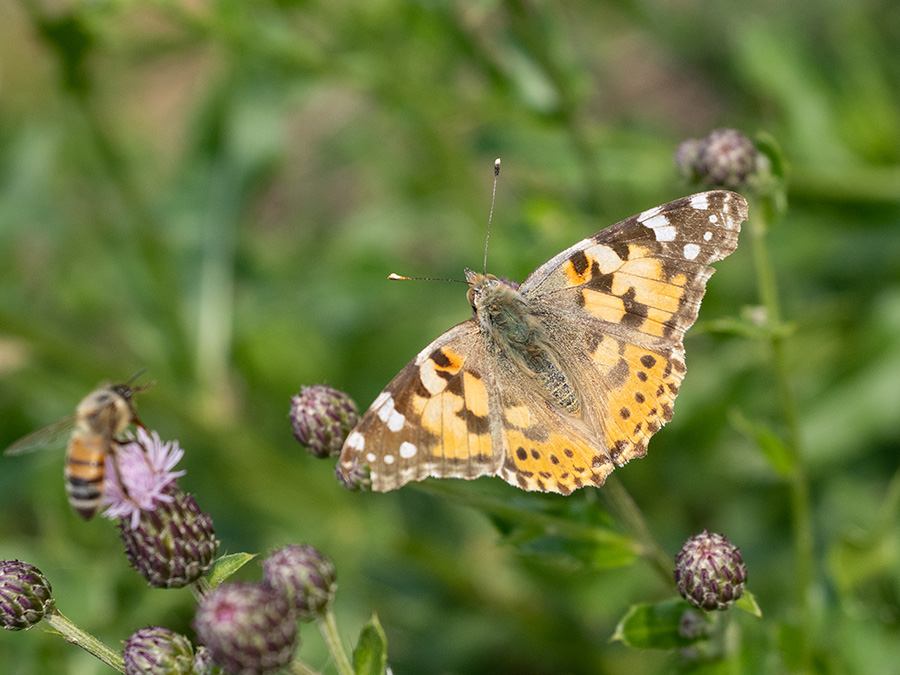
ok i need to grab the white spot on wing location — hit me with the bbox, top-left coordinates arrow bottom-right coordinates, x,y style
655,225 -> 677,242
400,442 -> 417,459
384,454 -> 395,465
691,193 -> 709,210
346,431 -> 365,451
376,396 -> 394,421
684,243 -> 701,260
642,213 -> 677,242
387,409 -> 406,432
637,205 -> 662,222
709,214 -> 719,224
703,231 -> 713,241
366,452 -> 377,463
583,244 -> 624,274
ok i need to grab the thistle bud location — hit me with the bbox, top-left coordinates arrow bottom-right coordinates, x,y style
119,486 -> 219,588
674,531 -> 748,611
290,385 -> 359,458
123,626 -> 196,675
0,560 -> 55,631
262,544 -> 337,621
675,128 -> 768,191
335,459 -> 371,492
192,645 -> 215,674
194,582 -> 298,675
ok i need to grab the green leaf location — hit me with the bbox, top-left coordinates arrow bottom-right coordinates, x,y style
612,598 -> 707,649
734,590 -> 763,617
207,552 -> 257,588
510,530 -> 639,570
418,481 -> 639,569
353,613 -> 388,675
730,410 -> 795,476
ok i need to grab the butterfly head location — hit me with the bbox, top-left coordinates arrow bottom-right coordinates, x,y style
464,270 -> 523,310
464,269 -> 499,310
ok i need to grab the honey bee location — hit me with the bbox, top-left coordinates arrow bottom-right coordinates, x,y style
4,378 -> 148,520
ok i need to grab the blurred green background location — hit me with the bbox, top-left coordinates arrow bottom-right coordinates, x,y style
1,1 -> 898,673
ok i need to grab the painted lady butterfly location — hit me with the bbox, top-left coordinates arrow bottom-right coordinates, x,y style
340,190 -> 747,494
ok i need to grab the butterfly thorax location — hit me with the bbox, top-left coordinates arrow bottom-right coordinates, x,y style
465,269 -> 581,414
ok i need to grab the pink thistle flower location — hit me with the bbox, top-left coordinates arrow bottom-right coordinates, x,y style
102,428 -> 186,530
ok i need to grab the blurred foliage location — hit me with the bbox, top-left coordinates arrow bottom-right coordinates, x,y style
0,0 -> 898,673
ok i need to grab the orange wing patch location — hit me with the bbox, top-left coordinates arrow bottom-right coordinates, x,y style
581,289 -> 627,325
410,348 -> 492,463
602,343 -> 684,465
500,427 -> 612,495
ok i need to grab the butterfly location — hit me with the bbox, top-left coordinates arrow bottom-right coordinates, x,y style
339,190 -> 747,494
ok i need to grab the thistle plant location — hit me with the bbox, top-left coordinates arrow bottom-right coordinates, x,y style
2,422 -> 383,674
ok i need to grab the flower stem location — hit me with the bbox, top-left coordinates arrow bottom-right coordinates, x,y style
291,659 -> 322,675
747,197 -> 813,669
189,576 -> 212,602
602,475 -> 674,587
41,609 -> 125,673
317,608 -> 354,675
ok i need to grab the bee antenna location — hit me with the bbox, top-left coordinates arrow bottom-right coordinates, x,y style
483,158 -> 501,275
126,369 -> 148,386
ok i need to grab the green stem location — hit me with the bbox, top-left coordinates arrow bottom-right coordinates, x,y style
42,609 -> 125,673
291,659 -> 322,675
317,608 -> 354,675
602,475 -> 675,588
747,198 -> 813,669
189,576 -> 212,602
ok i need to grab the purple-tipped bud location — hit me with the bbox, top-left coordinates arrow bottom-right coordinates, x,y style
192,645 -> 215,674
262,544 -> 337,621
0,560 -> 55,631
674,531 -> 748,611
290,385 -> 359,458
335,459 -> 371,492
675,128 -> 768,190
194,582 -> 298,675
123,626 -> 196,675
119,487 -> 219,588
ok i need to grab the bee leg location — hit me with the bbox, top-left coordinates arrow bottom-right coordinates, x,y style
107,445 -> 134,503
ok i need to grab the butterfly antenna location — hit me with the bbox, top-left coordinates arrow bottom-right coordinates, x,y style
388,273 -> 465,283
389,159 -> 500,285
483,158 -> 501,274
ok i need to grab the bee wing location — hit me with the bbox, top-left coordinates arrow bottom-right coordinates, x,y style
4,416 -> 77,456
